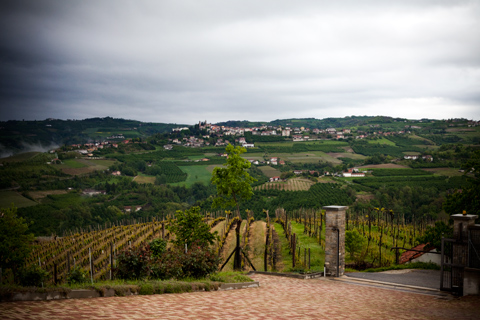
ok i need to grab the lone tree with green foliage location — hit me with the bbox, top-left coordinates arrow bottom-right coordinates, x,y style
345,229 -> 366,261
211,144 -> 256,270
0,205 -> 35,282
211,144 -> 256,216
168,206 -> 217,249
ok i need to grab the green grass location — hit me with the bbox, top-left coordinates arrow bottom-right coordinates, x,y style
88,159 -> 116,167
274,222 -> 293,271
134,173 -> 156,184
0,191 -> 37,208
62,159 -> 88,168
289,221 -> 325,272
367,138 -> 396,146
273,221 -> 326,272
171,165 -> 213,187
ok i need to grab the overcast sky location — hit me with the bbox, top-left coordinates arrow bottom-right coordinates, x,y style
0,0 -> 479,124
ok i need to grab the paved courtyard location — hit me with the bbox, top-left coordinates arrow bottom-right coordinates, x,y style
1,274 -> 479,320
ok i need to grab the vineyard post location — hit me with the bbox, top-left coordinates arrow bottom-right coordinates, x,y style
292,234 -> 296,268
67,252 -> 70,275
264,227 -> 269,271
89,248 -> 93,285
53,262 -> 57,285
308,248 -> 311,269
304,248 -> 306,267
162,222 -> 165,240
110,243 -> 113,280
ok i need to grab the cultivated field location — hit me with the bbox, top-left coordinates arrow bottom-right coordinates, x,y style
255,177 -> 315,191
359,163 -> 409,169
0,190 -> 37,208
172,165 -> 214,187
28,190 -> 68,201
422,167 -> 465,177
367,138 -> 396,146
59,158 -> 113,175
134,174 -> 156,184
258,166 -> 281,178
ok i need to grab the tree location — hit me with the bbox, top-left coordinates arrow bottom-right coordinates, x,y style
211,144 -> 256,270
417,221 -> 453,252
0,205 -> 35,280
211,144 -> 256,216
345,229 -> 365,260
167,206 -> 217,249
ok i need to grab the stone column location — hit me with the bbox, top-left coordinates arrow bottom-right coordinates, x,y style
323,205 -> 348,277
452,213 -> 478,241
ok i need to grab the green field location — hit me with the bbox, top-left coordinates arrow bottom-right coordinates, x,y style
276,151 -> 342,164
368,138 -> 396,146
0,190 -> 37,208
171,165 -> 215,187
134,173 -> 156,184
62,159 -> 88,168
258,166 -> 282,178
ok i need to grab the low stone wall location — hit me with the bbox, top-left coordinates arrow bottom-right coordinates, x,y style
1,282 -> 260,302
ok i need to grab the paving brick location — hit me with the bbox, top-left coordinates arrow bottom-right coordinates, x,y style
0,274 -> 478,319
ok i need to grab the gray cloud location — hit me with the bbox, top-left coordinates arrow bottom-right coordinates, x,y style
1,0 -> 479,124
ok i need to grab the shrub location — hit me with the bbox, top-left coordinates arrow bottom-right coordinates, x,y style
178,242 -> 219,279
149,238 -> 167,258
115,244 -> 152,280
151,243 -> 219,280
18,265 -> 49,287
66,266 -> 89,285
151,250 -> 183,280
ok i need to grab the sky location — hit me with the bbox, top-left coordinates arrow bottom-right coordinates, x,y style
0,0 -> 479,125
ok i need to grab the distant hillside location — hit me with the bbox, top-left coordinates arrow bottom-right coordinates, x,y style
216,116 -> 440,129
0,117 -> 184,157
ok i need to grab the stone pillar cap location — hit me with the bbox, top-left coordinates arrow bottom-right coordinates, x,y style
323,205 -> 349,211
451,214 -> 478,220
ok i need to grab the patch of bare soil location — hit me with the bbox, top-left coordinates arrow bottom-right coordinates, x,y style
356,193 -> 375,202
342,146 -> 355,153
358,163 -> 409,169
327,153 -> 344,158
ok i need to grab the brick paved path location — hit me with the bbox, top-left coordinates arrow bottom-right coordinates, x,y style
1,274 -> 479,320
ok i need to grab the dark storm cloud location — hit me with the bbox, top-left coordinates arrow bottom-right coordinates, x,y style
0,0 -> 479,123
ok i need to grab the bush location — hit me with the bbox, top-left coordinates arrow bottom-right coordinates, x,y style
115,245 -> 152,280
66,266 -> 89,285
18,265 -> 49,287
178,242 -> 219,279
149,238 -> 167,258
151,250 -> 183,280
151,243 -> 219,280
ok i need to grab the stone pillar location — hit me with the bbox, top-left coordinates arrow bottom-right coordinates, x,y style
323,205 -> 348,277
452,214 -> 478,241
